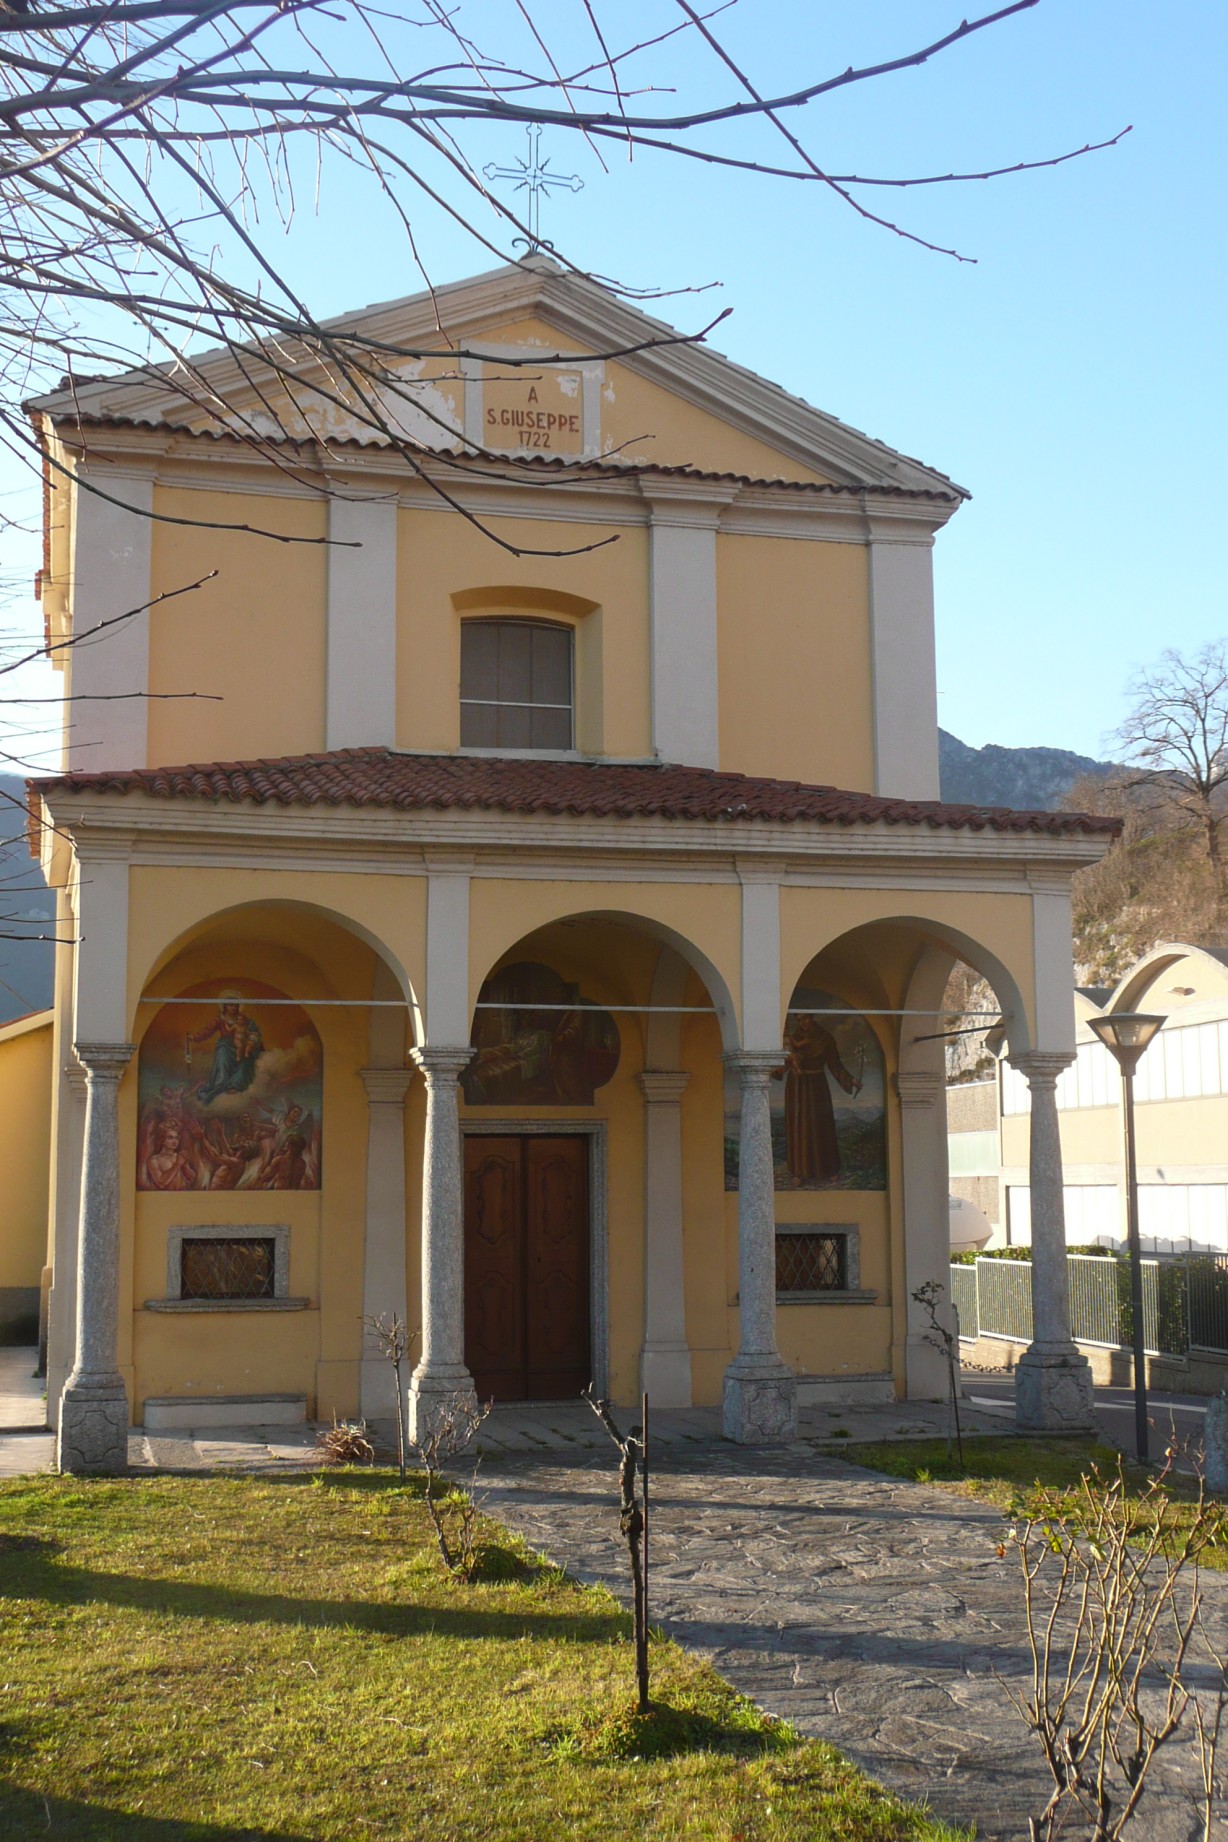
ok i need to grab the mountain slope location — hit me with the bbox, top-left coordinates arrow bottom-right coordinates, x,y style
0,774 -> 55,1023
938,729 -> 1116,812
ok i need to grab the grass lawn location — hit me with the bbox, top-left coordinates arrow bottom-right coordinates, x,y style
0,1470 -> 968,1842
841,1435 -> 1228,1569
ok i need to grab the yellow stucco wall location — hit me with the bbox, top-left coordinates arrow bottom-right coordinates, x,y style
147,485 -> 327,764
0,1015 -> 53,1324
717,534 -> 873,787
397,511 -> 652,759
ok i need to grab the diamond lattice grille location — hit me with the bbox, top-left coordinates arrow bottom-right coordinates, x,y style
775,1232 -> 846,1294
180,1237 -> 275,1300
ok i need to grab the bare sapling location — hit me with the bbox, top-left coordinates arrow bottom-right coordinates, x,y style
410,1395 -> 493,1583
912,1279 -> 964,1466
1000,1456 -> 1228,1840
362,1313 -> 418,1480
584,1386 -> 650,1714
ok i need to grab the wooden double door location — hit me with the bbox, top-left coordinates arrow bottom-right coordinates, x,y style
463,1135 -> 591,1401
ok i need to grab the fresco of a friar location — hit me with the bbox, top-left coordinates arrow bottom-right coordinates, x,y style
724,985 -> 886,1191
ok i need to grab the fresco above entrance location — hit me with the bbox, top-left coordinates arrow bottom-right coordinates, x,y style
463,961 -> 620,1106
724,985 -> 886,1192
137,979 -> 322,1191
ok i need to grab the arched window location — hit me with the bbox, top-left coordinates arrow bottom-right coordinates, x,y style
460,618 -> 573,750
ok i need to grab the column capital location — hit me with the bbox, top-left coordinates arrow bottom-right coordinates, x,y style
638,1070 -> 690,1104
723,1049 -> 780,1087
360,1066 -> 415,1105
72,1042 -> 135,1081
893,1071 -> 944,1109
64,1061 -> 88,1096
410,1045 -> 473,1082
1010,1050 -> 1075,1088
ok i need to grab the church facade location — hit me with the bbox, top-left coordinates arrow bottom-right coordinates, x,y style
27,260 -> 1116,1472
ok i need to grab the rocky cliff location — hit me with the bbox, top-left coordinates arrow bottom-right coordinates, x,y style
939,729 -> 1116,812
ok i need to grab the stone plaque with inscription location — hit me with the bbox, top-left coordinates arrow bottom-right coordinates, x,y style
482,366 -> 585,455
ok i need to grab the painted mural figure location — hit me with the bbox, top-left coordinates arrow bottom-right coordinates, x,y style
186,993 -> 264,1105
782,1013 -> 862,1183
137,979 -> 322,1192
462,962 -> 619,1106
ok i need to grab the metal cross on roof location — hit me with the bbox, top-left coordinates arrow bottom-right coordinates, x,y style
483,124 -> 583,253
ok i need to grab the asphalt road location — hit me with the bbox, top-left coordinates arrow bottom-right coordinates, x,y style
962,1370 -> 1212,1465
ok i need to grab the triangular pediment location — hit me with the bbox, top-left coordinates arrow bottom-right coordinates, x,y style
29,260 -> 964,496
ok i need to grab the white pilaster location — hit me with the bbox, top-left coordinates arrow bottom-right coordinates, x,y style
68,468 -> 154,771
895,1070 -> 954,1399
325,493 -> 398,749
407,1046 -> 476,1441
58,1041 -> 134,1474
424,868 -> 471,1046
866,527 -> 940,799
738,870 -> 782,1053
638,1071 -> 692,1407
359,1067 -> 414,1419
1012,1051 -> 1095,1431
644,484 -> 734,769
722,1051 -> 797,1444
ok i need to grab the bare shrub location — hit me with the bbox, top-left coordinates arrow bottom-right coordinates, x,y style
315,1417 -> 376,1467
1001,1459 -> 1227,1839
411,1395 -> 493,1583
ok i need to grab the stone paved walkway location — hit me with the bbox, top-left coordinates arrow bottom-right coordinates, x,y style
475,1443 -> 1228,1842
3,1363 -> 1225,1837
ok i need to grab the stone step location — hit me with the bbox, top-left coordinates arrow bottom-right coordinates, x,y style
142,1393 -> 308,1430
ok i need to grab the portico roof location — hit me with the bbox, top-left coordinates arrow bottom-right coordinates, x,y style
30,749 -> 1120,838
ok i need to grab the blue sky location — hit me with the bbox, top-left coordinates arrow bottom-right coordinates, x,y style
5,1 -> 1224,762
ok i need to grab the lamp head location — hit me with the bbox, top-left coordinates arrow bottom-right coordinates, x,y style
1087,1011 -> 1166,1075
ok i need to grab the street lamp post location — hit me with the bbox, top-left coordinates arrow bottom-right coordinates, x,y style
1087,1012 -> 1166,1463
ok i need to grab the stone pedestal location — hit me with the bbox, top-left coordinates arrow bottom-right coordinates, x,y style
359,1067 -> 414,1420
722,1052 -> 797,1444
1204,1392 -> 1228,1497
407,1047 -> 477,1444
1012,1052 -> 1095,1432
57,1042 -> 134,1475
638,1071 -> 693,1407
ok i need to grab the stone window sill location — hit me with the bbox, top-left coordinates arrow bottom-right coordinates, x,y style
143,1297 -> 312,1313
776,1289 -> 879,1306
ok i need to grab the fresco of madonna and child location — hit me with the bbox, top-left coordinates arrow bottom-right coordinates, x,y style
137,979 -> 322,1192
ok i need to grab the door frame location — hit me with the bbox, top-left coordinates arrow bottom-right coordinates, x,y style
460,1119 -> 609,1397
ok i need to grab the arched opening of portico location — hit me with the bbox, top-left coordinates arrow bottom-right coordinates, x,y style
56,899 -> 424,1433
461,910 -> 735,1409
775,915 -> 1025,1403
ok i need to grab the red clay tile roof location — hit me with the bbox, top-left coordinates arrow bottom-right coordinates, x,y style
31,749 -> 1121,838
43,417 -> 963,502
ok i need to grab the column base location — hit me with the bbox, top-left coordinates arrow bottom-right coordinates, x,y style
722,1358 -> 798,1445
640,1344 -> 693,1409
57,1377 -> 129,1475
407,1366 -> 479,1449
1015,1347 -> 1096,1432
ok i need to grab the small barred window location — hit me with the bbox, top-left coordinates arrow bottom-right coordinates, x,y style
775,1230 -> 847,1295
180,1236 -> 276,1301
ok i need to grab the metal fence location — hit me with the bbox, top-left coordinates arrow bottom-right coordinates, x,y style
952,1252 -> 1228,1359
